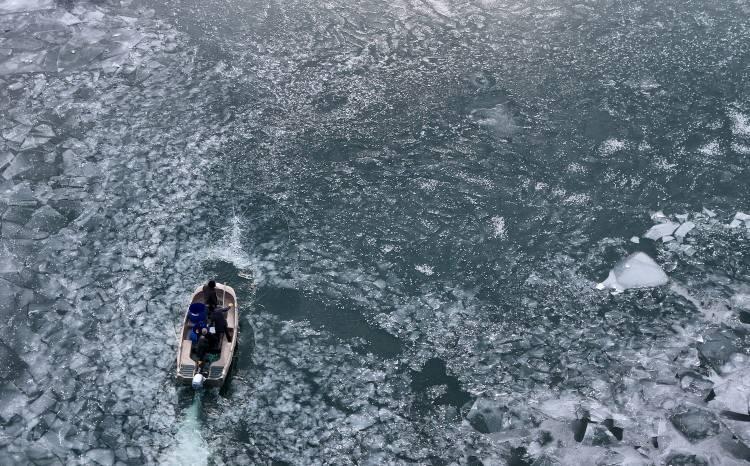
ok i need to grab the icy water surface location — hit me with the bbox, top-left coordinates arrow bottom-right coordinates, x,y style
1,0 -> 750,464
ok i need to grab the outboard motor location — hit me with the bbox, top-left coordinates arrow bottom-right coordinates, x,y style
192,373 -> 205,390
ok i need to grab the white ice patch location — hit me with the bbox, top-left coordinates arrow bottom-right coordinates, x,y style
651,210 -> 668,222
490,216 -> 506,239
728,219 -> 743,228
710,354 -> 750,414
731,294 -> 750,310
415,264 -> 434,276
729,109 -> 750,137
639,79 -> 661,92
673,221 -> 695,238
471,105 -> 516,139
731,142 -> 750,154
423,0 -> 452,16
563,193 -> 590,205
702,207 -> 717,217
643,222 -> 678,240
0,0 -> 54,13
698,140 -> 720,156
728,212 -> 749,229
599,138 -> 626,156
597,252 -> 668,292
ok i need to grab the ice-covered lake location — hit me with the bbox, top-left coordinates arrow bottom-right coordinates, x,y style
1,0 -> 749,464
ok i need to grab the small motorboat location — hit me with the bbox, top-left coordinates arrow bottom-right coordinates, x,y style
176,283 -> 238,389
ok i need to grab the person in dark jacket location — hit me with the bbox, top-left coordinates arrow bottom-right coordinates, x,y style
210,304 -> 232,345
203,280 -> 218,312
195,335 -> 211,363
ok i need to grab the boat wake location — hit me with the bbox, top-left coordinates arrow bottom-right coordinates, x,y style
204,214 -> 255,271
161,393 -> 211,466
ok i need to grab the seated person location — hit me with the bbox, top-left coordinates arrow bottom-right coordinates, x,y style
202,326 -> 220,353
189,320 -> 208,342
194,335 -> 211,364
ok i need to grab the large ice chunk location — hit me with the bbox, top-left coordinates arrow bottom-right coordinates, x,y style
674,221 -> 695,239
0,0 -> 54,14
596,252 -> 668,292
669,406 -> 720,442
643,222 -> 679,240
467,398 -> 507,433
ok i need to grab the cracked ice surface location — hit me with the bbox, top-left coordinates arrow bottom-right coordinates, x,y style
0,3 -> 229,464
2,0 -> 750,464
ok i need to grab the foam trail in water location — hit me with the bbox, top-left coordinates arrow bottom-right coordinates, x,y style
204,213 -> 254,270
161,393 -> 210,466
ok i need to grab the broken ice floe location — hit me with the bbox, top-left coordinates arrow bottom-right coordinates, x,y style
674,221 -> 695,239
643,221 -> 678,240
415,264 -> 434,275
728,212 -> 750,229
642,211 -> 702,242
669,406 -> 720,443
0,0 -> 54,14
596,252 -> 668,292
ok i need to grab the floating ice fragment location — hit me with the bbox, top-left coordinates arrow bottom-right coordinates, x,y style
0,0 -> 54,13
33,124 -> 55,138
2,153 -> 31,180
58,11 -> 82,26
662,235 -> 674,243
710,365 -> 750,414
729,110 -> 750,137
734,212 -> 750,222
675,214 -> 689,222
0,384 -> 28,423
0,151 -> 14,170
467,398 -> 506,433
2,124 -> 31,143
643,222 -> 678,240
630,236 -> 639,244
84,448 -> 115,466
674,221 -> 695,238
348,413 -> 376,432
20,135 -> 50,150
415,264 -> 434,276
600,138 -> 626,156
728,219 -> 743,228
702,207 -> 717,217
698,329 -> 738,372
490,216 -> 506,238
731,294 -> 750,311
651,210 -> 668,222
698,140 -> 720,156
597,252 -> 668,291
731,142 -> 750,154
471,105 -> 516,139
669,406 -> 720,442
